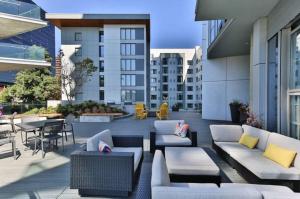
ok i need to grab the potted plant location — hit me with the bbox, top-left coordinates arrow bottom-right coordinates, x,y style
246,112 -> 263,129
172,103 -> 179,112
229,100 -> 241,123
239,103 -> 249,124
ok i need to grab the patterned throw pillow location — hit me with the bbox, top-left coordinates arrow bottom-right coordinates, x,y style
179,124 -> 189,138
98,141 -> 112,153
174,122 -> 189,138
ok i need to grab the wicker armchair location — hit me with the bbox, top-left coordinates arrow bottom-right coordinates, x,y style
70,135 -> 144,197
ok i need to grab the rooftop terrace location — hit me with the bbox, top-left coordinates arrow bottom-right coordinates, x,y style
0,112 -> 245,199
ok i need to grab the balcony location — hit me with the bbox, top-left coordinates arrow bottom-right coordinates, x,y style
0,0 -> 47,39
0,42 -> 51,71
195,0 -> 279,58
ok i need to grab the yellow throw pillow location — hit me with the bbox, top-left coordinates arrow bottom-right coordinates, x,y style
263,143 -> 297,168
239,133 -> 259,149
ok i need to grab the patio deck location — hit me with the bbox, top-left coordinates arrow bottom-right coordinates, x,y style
0,112 -> 246,199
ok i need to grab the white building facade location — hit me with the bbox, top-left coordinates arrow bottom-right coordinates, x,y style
47,14 -> 150,106
196,0 -> 300,139
150,48 -> 202,110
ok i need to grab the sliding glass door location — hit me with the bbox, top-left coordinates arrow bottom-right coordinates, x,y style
289,28 -> 300,139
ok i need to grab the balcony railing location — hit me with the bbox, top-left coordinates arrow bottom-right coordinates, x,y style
0,0 -> 42,19
0,42 -> 46,61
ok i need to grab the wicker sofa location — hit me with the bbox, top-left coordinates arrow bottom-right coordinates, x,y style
150,120 -> 197,153
70,129 -> 143,197
151,150 -> 300,199
210,124 -> 300,191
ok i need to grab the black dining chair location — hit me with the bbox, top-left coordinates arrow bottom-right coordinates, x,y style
21,116 -> 41,145
33,120 -> 64,158
62,114 -> 75,144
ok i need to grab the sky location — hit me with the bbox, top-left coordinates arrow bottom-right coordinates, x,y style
33,0 -> 202,53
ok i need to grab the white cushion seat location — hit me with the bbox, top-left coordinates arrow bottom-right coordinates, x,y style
155,135 -> 191,146
171,183 -> 218,188
221,183 -> 294,193
215,142 -> 300,180
112,147 -> 142,171
261,191 -> 300,199
165,147 -> 220,176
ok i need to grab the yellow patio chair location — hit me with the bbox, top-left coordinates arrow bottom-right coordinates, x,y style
135,103 -> 148,119
156,103 -> 168,120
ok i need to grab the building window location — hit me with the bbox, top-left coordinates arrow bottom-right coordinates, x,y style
99,31 -> 104,42
177,94 -> 183,100
151,103 -> 157,109
177,76 -> 183,83
121,59 -> 136,71
163,85 -> 168,91
99,46 -> 104,57
187,69 -> 193,74
121,43 -> 136,56
121,90 -> 136,102
99,75 -> 104,87
177,67 -> 183,74
187,103 -> 193,108
75,32 -> 82,41
121,75 -> 136,86
187,95 -> 193,100
187,77 -> 193,83
151,95 -> 157,100
177,85 -> 183,91
151,69 -> 157,74
75,47 -> 82,56
163,67 -> 168,74
99,61 -> 104,72
152,60 -> 157,65
151,78 -> 157,83
162,94 -> 168,100
162,76 -> 168,83
99,90 -> 104,100
120,28 -> 136,40
151,86 -> 157,91
187,86 -> 193,91
187,60 -> 193,65
162,58 -> 168,65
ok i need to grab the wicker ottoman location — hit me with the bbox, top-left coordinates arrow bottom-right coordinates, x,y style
165,147 -> 221,184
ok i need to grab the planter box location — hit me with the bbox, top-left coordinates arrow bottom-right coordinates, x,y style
79,113 -> 123,123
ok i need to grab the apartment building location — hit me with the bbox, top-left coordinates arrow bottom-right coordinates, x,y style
150,47 -> 202,110
0,0 -> 51,73
195,0 -> 300,138
0,0 -> 55,84
47,14 -> 150,106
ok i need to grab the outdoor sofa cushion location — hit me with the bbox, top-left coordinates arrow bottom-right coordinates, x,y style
267,133 -> 300,170
154,120 -> 184,135
239,133 -> 259,149
221,183 -> 293,193
263,143 -> 297,168
242,125 -> 270,151
86,129 -> 114,151
261,191 -> 300,199
111,147 -> 142,171
152,186 -> 261,199
210,125 -> 243,142
215,142 -> 300,180
155,135 -> 191,146
151,150 -> 170,187
165,147 -> 220,176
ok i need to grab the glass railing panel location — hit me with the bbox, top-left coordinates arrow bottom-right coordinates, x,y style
0,42 -> 46,61
0,0 -> 41,19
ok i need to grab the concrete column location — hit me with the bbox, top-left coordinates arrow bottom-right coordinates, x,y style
250,17 -> 268,124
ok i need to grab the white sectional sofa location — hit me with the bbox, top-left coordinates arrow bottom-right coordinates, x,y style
210,124 -> 300,191
151,150 -> 300,199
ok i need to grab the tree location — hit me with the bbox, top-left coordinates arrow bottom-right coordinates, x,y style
0,67 -> 61,103
60,50 -> 97,104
